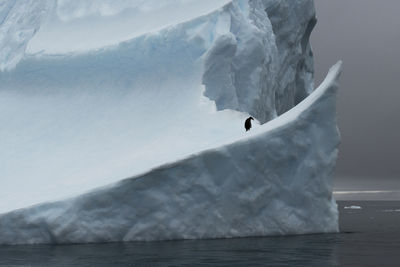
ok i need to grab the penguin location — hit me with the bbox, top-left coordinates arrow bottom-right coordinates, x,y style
244,117 -> 254,132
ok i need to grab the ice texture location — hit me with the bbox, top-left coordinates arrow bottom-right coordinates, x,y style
202,0 -> 317,123
0,0 -> 53,70
0,62 -> 342,244
0,0 -> 341,244
265,0 -> 317,116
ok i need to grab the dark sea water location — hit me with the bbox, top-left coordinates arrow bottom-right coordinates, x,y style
1,201 -> 399,266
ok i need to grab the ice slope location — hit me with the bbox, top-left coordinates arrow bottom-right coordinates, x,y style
0,62 -> 342,244
27,0 -> 232,54
0,0 -> 318,214
0,0 -> 341,244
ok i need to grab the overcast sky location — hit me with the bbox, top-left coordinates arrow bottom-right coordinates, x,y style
311,0 -> 400,183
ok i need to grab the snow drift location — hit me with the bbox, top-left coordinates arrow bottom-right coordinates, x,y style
0,0 -> 341,244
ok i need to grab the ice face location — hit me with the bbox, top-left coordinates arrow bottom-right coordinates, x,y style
27,0 -> 232,54
0,0 -> 52,71
0,0 -> 341,244
0,1 -> 257,213
0,62 -> 342,244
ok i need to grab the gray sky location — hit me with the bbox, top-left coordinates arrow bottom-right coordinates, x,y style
311,0 -> 400,182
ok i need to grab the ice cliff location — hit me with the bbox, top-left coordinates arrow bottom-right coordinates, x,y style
0,0 -> 342,244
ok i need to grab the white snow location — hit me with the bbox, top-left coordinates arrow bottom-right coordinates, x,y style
0,0 -> 341,244
0,0 -> 263,214
0,0 -> 52,70
27,0 -> 232,54
0,62 -> 342,244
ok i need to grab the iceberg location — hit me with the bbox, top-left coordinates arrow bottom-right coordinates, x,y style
0,0 -> 342,244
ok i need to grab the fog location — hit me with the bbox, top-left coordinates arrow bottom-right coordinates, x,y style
311,0 -> 400,184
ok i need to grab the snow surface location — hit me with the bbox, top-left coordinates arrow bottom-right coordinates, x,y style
0,0 -> 317,214
0,0 -> 341,244
27,0 -> 232,54
0,62 -> 342,244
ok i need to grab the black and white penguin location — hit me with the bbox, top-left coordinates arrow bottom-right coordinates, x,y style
244,117 -> 254,132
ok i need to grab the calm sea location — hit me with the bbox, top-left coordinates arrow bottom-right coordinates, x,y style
0,201 -> 399,266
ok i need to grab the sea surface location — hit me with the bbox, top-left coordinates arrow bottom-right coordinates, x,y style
0,201 -> 399,266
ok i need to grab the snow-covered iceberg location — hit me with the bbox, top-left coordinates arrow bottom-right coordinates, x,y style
0,0 -> 341,244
